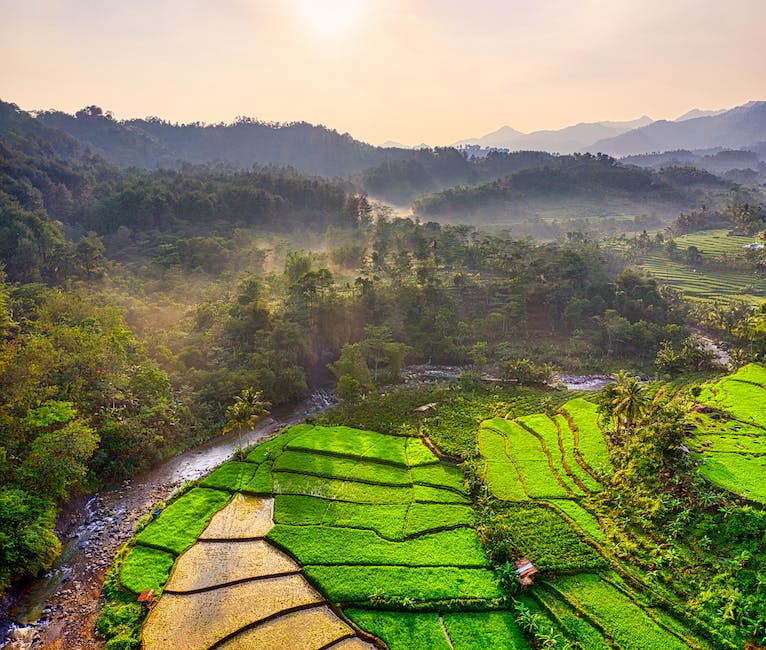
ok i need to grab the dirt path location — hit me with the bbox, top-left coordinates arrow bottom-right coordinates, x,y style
1,394 -> 332,650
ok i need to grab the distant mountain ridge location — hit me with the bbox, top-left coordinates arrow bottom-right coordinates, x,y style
452,117 -> 653,152
589,101 -> 766,156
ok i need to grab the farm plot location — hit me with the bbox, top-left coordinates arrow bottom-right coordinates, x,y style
139,494 -> 375,650
491,505 -> 606,573
478,427 -> 527,501
344,610 -> 451,650
689,365 -> 766,502
548,574 -> 694,650
551,413 -> 602,492
517,413 -> 583,496
134,488 -> 232,555
303,565 -> 504,604
480,419 -> 570,499
559,398 -> 612,474
267,526 -> 490,568
637,252 -> 766,304
284,425 -> 435,466
272,449 -> 413,485
442,611 -> 531,650
274,496 -> 409,540
700,375 -> 766,424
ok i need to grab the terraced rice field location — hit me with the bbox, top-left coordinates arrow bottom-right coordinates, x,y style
478,398 -> 715,650
140,494 -> 374,650
634,229 -> 766,304
691,364 -> 766,503
478,398 -> 610,503
124,425 -> 526,648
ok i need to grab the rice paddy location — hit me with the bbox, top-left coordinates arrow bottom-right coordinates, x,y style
690,364 -> 766,503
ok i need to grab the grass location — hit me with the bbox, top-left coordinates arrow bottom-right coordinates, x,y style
198,461 -> 258,492
533,584 -> 610,650
560,398 -> 612,474
272,449 -> 412,485
344,610 -> 451,650
268,525 -> 489,568
443,611 -> 532,650
273,495 -> 409,540
404,503 -> 476,537
517,413 -> 583,496
493,504 -> 607,572
482,419 -> 570,499
550,573 -> 693,650
410,462 -> 466,492
552,413 -> 603,492
120,545 -> 176,594
303,565 -> 504,603
285,425 -> 413,466
135,488 -> 231,555
545,499 -> 605,541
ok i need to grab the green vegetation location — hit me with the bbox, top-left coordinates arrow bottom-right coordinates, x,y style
119,545 -> 176,595
345,610 -> 451,650
273,496 -> 410,540
404,503 -> 476,536
199,461 -> 258,492
272,449 -> 412,485
135,488 -> 231,555
560,398 -> 612,473
443,611 -> 531,649
549,574 -> 691,650
483,504 -> 606,573
267,526 -> 489,567
303,565 -> 504,603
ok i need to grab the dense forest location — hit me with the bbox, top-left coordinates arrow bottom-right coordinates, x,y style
2,98 -> 766,613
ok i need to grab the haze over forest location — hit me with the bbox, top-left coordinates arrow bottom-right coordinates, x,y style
2,2 -> 766,650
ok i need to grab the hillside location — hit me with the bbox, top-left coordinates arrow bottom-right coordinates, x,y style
412,153 -> 734,224
589,101 -> 766,156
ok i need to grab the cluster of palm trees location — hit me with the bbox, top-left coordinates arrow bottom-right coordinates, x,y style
222,388 -> 272,460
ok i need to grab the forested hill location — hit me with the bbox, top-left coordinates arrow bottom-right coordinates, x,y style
413,153 -> 735,221
0,100 -> 564,204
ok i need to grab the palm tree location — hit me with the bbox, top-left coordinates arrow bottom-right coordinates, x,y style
223,388 -> 271,460
611,376 -> 647,449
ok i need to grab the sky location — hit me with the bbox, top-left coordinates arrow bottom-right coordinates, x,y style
1,0 -> 764,146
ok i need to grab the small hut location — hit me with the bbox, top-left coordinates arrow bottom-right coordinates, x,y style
515,557 -> 539,588
137,589 -> 156,607
413,403 -> 437,435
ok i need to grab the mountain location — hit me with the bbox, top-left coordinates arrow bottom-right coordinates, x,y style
588,101 -> 766,156
675,108 -> 727,121
452,117 -> 652,153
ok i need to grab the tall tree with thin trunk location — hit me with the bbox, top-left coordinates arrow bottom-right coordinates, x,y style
223,388 -> 271,461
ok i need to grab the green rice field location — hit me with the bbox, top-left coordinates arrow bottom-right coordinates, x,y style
634,229 -> 766,304
692,364 -> 766,504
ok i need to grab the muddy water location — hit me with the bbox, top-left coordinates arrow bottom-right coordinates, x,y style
0,392 -> 333,650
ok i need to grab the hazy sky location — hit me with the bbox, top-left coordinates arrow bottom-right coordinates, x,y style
1,0 -> 764,145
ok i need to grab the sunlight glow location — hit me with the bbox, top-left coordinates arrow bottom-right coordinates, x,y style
290,0 -> 366,39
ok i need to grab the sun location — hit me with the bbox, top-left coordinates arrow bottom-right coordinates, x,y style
290,0 -> 366,39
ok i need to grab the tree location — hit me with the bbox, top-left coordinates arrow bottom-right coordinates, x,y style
222,388 -> 271,460
611,375 -> 648,450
